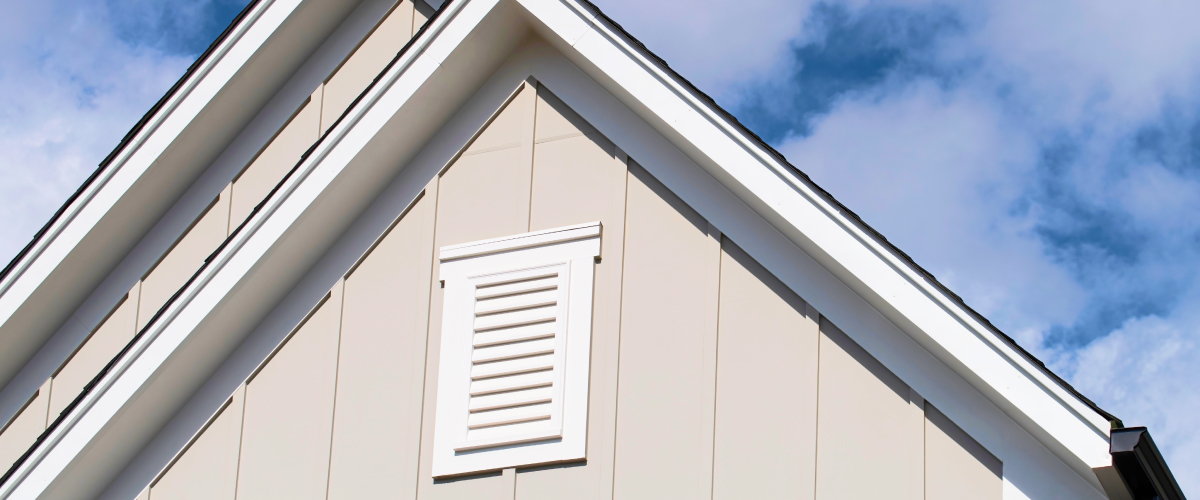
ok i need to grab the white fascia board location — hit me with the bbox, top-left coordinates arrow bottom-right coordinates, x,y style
0,0 -> 291,379
518,0 -> 1110,473
0,0 -> 487,497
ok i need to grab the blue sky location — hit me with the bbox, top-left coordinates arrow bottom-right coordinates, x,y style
1,0 -> 1197,493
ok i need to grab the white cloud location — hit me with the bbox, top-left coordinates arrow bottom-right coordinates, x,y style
1064,308 -> 1200,491
771,0 -> 1200,492
2,0 -> 1198,493
588,0 -> 816,100
778,81 -> 1087,348
0,0 -> 191,266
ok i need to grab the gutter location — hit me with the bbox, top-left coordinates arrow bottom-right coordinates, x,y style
1110,427 -> 1187,500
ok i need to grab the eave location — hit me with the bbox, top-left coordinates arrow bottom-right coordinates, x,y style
1,0 -> 1179,497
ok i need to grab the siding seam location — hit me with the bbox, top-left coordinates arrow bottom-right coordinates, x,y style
323,280 -> 347,500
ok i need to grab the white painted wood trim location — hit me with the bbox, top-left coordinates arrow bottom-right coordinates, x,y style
0,0 -> 279,329
0,1 -> 1114,497
439,221 -> 601,261
0,1 -> 479,497
432,224 -> 600,477
520,0 -> 1110,481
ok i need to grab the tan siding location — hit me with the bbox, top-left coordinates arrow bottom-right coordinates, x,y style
49,283 -> 140,419
327,191 -> 436,499
516,87 -> 628,500
235,282 -> 343,500
230,91 -> 321,226
464,84 -> 529,156
434,86 -> 534,247
711,240 -> 818,500
0,379 -> 49,471
925,403 -> 1001,500
139,186 -> 231,331
416,92 -> 535,498
815,318 -> 924,499
150,385 -> 246,500
611,162 -> 720,499
322,0 -> 415,133
532,87 -> 595,144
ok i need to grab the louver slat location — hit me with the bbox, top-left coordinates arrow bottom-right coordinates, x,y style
469,387 -> 554,412
471,353 -> 556,380
474,305 -> 558,331
463,271 -> 565,441
467,403 -> 553,429
472,322 -> 557,347
472,338 -> 555,363
470,370 -> 554,396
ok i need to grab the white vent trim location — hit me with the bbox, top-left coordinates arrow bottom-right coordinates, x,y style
432,222 -> 600,477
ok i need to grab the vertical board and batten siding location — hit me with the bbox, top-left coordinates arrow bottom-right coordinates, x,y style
0,0 -> 429,484
326,189 -> 436,499
816,317 -> 926,499
229,92 -> 322,226
123,73 -> 1007,500
148,386 -> 246,500
612,161 -> 722,499
48,283 -> 140,419
515,87 -> 628,500
712,240 -> 820,500
322,0 -> 416,133
415,83 -> 538,500
0,379 -> 50,470
0,186 -> 229,469
925,403 -> 1003,500
138,186 -> 232,331
235,283 -> 342,500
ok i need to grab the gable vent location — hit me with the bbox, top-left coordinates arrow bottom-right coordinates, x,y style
432,222 -> 600,477
460,267 -> 569,451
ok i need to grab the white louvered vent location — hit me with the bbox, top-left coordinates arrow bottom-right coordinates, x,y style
433,223 -> 601,477
460,266 -> 567,452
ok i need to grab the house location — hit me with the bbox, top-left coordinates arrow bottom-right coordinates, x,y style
0,0 -> 1185,498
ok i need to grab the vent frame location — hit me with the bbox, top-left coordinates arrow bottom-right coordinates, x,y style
432,222 -> 601,477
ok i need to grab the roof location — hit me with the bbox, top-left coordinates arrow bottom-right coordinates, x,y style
5,0 -> 1181,496
0,0 -> 1117,432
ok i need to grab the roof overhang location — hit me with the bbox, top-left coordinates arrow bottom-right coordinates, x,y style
0,0 -> 1142,498
0,0 -> 365,406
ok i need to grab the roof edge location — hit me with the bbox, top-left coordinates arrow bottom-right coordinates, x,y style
0,0 -> 264,290
0,0 -> 456,492
574,0 -> 1122,429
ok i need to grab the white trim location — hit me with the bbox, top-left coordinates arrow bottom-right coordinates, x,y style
523,0 -> 1110,477
0,0 -> 276,330
1,0 -> 1116,497
439,221 -> 600,261
0,1 -> 479,497
433,224 -> 600,477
